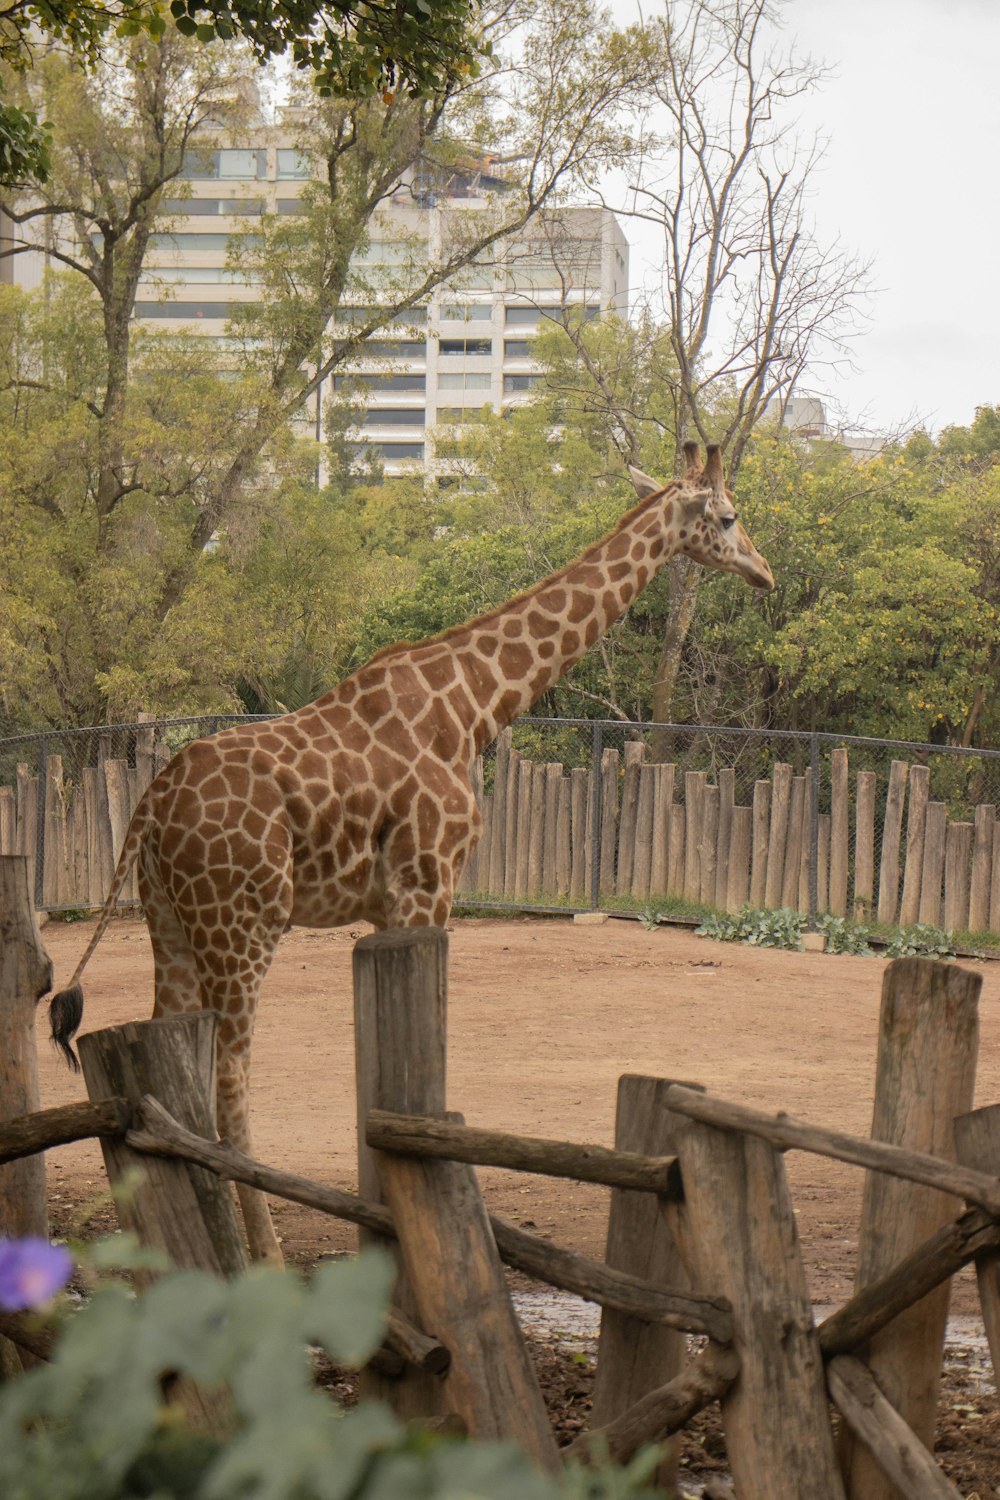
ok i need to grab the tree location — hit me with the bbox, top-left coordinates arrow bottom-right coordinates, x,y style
546,0 -> 870,733
0,5 -> 650,727
0,0 -> 487,186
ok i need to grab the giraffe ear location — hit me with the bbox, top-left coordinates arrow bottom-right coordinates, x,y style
682,442 -> 702,478
628,465 -> 665,499
704,444 -> 727,496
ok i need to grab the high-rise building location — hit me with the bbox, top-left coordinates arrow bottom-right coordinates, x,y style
2,120 -> 629,480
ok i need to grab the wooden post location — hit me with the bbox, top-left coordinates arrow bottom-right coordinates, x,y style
542,764 -> 562,896
513,760 -> 532,899
526,762 -> 546,898
839,957 -> 980,1500
650,764 -> 674,897
676,1120 -> 845,1499
555,777 -> 571,897
749,780 -> 770,906
899,764 -> 930,927
877,760 -> 909,924
942,821 -> 972,932
715,767 -> 735,908
632,766 -> 655,901
817,813 -> 831,914
0,861 -> 52,1379
683,771 -> 706,902
918,802 -> 947,927
828,1357 -> 962,1500
0,788 -> 15,854
103,759 -> 132,903
502,745 -> 519,900
668,804 -> 686,897
95,760 -> 114,897
953,1104 -> 1000,1386
0,857 -> 52,1242
727,806 -> 752,911
968,804 -> 994,934
353,929 -> 448,1418
42,754 -> 67,908
699,784 -> 719,907
990,822 -> 1000,935
591,1076 -> 691,1493
569,767 -> 589,903
78,1014 -> 249,1278
599,748 -> 620,896
617,743 -> 644,897
829,746 -> 849,917
854,771 -> 877,922
764,762 -> 792,909
781,774 -> 806,910
797,768 -> 814,913
487,731 -> 509,896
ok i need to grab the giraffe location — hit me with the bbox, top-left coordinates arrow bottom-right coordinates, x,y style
45,442 -> 773,1263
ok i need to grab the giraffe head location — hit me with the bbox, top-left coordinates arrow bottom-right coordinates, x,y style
629,443 -> 774,591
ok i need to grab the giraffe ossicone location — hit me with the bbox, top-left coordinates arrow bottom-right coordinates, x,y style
45,446 -> 773,1264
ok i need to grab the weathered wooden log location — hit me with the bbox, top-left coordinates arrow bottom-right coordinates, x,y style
542,763 -> 561,896
632,765 -> 655,901
839,956 -> 979,1500
599,748 -> 620,894
616,746 -> 642,897
487,730 -> 509,895
0,1309 -> 58,1362
0,787 -> 14,855
854,770 -> 876,921
781,774 -> 806,909
366,1110 -> 681,1194
683,770 -> 706,901
590,1076 -> 691,1492
918,801 -> 947,926
827,1356 -> 962,1500
953,1104 -> 1000,1386
0,1096 -> 131,1164
969,803 -> 994,933
764,762 -> 792,909
568,1341 -> 740,1466
375,1130 -> 559,1469
675,1119 -> 845,1499
385,1308 -> 451,1375
797,768 -> 813,913
555,777 -> 571,898
726,805 -> 752,912
0,857 -> 52,1241
749,779 -> 770,906
943,819 -> 973,932
662,1080 -> 1000,1214
570,766 -> 588,902
526,760 -> 546,897
667,803 -> 685,896
877,759 -> 909,924
127,1097 -> 734,1341
715,768 -> 735,909
817,1205 -> 1000,1358
899,762 -> 930,926
991,821 -> 1000,934
513,759 -> 532,899
0,856 -> 52,1376
828,746 -> 849,916
649,763 -> 674,897
699,784 -> 719,907
353,928 -> 447,1418
502,744 -> 519,900
817,810 -> 831,913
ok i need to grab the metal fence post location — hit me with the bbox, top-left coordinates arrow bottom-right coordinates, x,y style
589,723 -> 603,911
808,732 -> 820,928
33,734 -> 47,910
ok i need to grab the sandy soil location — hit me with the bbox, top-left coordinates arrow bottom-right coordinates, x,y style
34,910 -> 1000,1316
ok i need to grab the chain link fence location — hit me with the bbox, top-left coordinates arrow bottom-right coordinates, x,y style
4,713 -> 1000,953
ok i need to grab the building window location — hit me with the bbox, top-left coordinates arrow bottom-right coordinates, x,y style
436,406 -> 489,422
178,149 -> 267,180
503,339 -> 533,359
148,233 -> 262,252
358,340 -> 426,358
334,306 -> 427,327
505,306 -> 542,325
503,374 -> 542,394
351,239 -> 428,267
135,300 -> 236,319
438,373 -> 491,393
277,149 -> 312,179
351,441 -> 424,461
276,198 -> 306,215
439,338 -> 492,356
440,302 -> 493,321
139,267 -> 253,284
361,409 -> 426,427
335,373 -> 426,392
163,198 -> 264,217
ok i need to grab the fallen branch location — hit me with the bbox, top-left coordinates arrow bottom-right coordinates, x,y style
0,1098 -> 131,1165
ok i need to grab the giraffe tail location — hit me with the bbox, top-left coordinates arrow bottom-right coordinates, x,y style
43,785 -> 156,1072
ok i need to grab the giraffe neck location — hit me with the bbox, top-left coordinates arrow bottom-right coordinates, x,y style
410,483 -> 683,754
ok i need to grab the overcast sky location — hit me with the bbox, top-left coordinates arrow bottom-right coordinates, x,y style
605,0 -> 1000,436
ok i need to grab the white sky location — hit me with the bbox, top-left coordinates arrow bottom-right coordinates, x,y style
605,0 -> 1000,436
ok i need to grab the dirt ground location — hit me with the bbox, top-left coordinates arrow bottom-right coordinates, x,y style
33,912 -> 1000,1494
36,910 -> 1000,1308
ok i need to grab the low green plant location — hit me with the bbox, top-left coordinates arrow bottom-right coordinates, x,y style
696,904 -> 805,950
814,914 -> 874,956
0,1241 -> 660,1500
882,923 -> 955,960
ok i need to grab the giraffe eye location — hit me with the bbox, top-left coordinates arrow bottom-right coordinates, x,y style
721,514 -> 737,530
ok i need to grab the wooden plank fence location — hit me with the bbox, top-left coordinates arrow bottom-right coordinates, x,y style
3,720 -> 1000,938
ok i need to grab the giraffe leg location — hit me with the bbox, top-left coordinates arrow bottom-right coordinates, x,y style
140,851 -> 287,1265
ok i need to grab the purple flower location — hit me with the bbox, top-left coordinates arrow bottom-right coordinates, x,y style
0,1238 -> 73,1311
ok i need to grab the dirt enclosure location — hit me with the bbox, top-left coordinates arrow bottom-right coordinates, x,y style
35,911 -> 1000,1314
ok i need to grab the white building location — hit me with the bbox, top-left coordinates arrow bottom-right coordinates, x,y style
0,125 -> 628,481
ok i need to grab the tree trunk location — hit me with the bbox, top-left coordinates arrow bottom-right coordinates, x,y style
650,557 -> 701,760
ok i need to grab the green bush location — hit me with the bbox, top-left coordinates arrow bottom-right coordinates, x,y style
0,1244 -> 661,1500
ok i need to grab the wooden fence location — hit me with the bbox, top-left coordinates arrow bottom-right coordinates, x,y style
4,716 -> 1000,937
0,858 -> 996,1497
